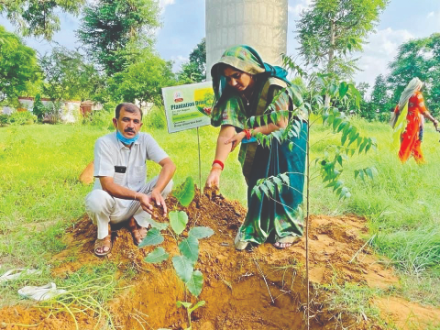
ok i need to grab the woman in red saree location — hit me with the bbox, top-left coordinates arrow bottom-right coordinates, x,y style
393,78 -> 438,163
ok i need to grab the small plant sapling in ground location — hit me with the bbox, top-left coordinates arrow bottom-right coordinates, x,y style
138,177 -> 213,327
176,300 -> 206,330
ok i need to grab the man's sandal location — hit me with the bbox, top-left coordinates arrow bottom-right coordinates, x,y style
273,236 -> 300,250
94,235 -> 112,257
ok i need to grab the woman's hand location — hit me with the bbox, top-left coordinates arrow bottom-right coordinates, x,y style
225,131 -> 246,152
205,166 -> 222,188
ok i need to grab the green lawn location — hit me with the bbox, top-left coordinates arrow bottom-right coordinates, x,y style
1,113 -> 440,307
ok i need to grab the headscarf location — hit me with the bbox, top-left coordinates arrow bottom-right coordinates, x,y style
211,45 -> 290,107
398,77 -> 424,111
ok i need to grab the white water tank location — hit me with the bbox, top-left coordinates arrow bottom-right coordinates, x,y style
205,0 -> 288,79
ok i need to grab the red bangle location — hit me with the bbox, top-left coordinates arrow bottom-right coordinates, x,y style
243,129 -> 252,140
212,160 -> 224,170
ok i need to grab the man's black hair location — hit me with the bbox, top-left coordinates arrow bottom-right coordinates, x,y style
115,103 -> 143,119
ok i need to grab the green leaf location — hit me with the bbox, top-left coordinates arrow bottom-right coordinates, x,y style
144,247 -> 169,263
270,111 -> 278,124
339,82 -> 349,98
249,116 -> 255,127
189,226 -> 214,239
173,177 -> 195,207
348,132 -> 359,146
179,236 -> 199,265
172,255 -> 193,283
138,228 -> 164,248
358,169 -> 365,181
189,300 -> 206,313
169,210 -> 188,236
260,183 -> 270,198
177,301 -> 192,309
266,180 -> 276,196
187,270 -> 204,297
336,155 -> 343,166
365,167 -> 374,180
279,173 -> 290,185
332,118 -> 342,131
273,177 -> 283,190
148,218 -> 168,231
253,186 -> 262,200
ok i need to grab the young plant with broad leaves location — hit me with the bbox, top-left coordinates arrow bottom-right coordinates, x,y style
138,177 -> 213,329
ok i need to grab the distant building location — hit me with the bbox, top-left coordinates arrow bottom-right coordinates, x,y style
205,0 -> 288,79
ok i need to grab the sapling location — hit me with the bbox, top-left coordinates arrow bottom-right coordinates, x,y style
138,177 -> 213,326
176,300 -> 206,330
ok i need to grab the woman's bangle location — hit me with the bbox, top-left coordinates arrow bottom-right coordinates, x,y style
243,129 -> 253,140
212,160 -> 224,170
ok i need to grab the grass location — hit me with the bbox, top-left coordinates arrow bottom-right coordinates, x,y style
1,113 -> 440,312
320,279 -> 383,326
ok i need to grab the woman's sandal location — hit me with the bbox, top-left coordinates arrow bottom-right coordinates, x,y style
234,231 -> 250,251
273,236 -> 300,250
94,235 -> 112,257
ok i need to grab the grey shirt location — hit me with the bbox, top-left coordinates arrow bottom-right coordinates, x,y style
93,132 -> 168,198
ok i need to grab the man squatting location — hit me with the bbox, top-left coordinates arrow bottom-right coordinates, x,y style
85,103 -> 176,256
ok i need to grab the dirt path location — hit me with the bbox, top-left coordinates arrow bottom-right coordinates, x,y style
1,189 -> 440,329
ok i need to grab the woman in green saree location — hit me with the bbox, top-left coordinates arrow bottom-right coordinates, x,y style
206,45 -> 307,250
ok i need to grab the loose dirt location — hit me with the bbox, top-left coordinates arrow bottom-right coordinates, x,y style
1,188 -> 440,330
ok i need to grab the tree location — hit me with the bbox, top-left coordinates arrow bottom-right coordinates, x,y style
178,39 -> 206,83
0,26 -> 40,104
109,50 -> 176,105
297,0 -> 388,81
77,0 -> 159,76
356,82 -> 375,120
40,47 -> 103,102
371,74 -> 392,113
387,33 -> 440,116
0,0 -> 84,40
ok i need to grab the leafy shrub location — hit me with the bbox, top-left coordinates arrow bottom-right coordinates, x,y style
102,101 -> 117,113
143,105 -> 167,129
9,111 -> 36,125
82,109 -> 113,129
32,94 -> 46,121
0,114 -> 10,126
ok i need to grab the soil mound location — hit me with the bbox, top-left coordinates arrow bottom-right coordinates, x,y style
1,189 -> 440,329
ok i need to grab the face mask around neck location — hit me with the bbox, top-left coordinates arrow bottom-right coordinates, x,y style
116,130 -> 139,145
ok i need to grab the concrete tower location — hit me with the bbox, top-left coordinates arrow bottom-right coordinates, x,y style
205,0 -> 288,79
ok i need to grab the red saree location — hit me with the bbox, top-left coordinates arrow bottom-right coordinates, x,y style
395,91 -> 427,163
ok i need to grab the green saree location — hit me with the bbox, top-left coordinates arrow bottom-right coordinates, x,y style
210,45 -> 307,247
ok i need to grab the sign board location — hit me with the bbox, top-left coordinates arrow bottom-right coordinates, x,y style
162,81 -> 214,133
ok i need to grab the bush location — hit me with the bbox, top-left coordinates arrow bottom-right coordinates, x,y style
9,111 -> 37,125
0,114 -> 10,126
82,110 -> 113,130
143,105 -> 167,129
103,102 -> 117,114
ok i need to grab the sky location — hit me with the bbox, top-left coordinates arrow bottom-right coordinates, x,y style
1,0 -> 440,95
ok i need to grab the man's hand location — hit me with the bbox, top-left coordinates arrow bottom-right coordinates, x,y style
150,188 -> 167,216
138,193 -> 154,215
